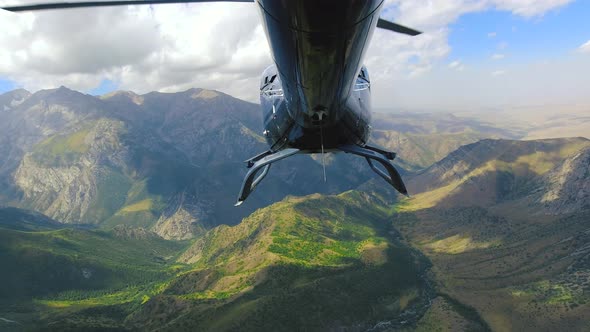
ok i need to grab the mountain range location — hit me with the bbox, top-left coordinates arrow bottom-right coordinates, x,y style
0,87 -> 588,331
0,86 -> 521,238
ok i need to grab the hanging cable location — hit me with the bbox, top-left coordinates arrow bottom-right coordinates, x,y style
320,125 -> 327,182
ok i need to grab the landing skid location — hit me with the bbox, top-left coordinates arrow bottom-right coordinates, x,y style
235,144 -> 408,206
338,144 -> 408,196
235,148 -> 299,206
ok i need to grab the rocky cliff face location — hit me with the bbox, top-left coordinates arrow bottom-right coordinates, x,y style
14,118 -> 129,223
0,87 -> 113,197
533,146 -> 590,214
152,192 -> 206,240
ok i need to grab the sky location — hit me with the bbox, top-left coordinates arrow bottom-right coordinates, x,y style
0,0 -> 589,111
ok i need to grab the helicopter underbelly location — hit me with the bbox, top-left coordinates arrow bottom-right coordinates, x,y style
260,65 -> 372,152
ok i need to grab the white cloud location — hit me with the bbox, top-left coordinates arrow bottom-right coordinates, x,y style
579,40 -> 590,53
488,32 -> 497,38
449,61 -> 461,68
491,53 -> 506,60
448,60 -> 465,71
491,0 -> 572,17
0,0 -> 581,107
0,2 -> 269,99
492,70 -> 507,76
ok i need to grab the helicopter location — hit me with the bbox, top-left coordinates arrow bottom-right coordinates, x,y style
2,0 -> 422,206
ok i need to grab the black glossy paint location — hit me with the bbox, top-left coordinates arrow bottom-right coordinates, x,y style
256,0 -> 383,152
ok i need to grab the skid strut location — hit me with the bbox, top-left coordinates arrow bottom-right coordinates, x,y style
235,148 -> 300,206
338,144 -> 408,196
235,144 -> 407,207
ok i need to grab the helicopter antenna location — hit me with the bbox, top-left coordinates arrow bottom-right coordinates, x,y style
320,125 -> 327,182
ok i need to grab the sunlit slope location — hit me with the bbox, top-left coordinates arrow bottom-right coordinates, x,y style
125,192 -> 431,331
393,139 -> 590,332
403,137 -> 590,210
372,129 -> 488,171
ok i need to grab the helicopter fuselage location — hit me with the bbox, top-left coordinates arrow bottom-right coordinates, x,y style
256,0 -> 382,152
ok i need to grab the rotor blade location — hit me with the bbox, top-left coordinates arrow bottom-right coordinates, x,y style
377,18 -> 421,36
2,0 -> 253,12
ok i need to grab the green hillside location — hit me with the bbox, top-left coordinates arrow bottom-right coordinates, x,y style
0,213 -> 189,331
31,125 -> 93,167
0,192 -> 437,331
3,85 -> 590,331
128,191 -> 433,331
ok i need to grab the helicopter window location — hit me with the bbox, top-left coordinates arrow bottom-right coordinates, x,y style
354,67 -> 370,91
270,75 -> 277,83
359,66 -> 370,80
261,88 -> 284,97
354,82 -> 370,91
354,76 -> 370,91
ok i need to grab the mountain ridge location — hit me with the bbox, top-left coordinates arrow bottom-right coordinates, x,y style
404,137 -> 590,211
1,86 -> 525,239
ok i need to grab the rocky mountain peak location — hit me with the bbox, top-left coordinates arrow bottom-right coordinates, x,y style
19,86 -> 104,115
0,88 -> 31,110
100,90 -> 144,105
190,88 -> 220,100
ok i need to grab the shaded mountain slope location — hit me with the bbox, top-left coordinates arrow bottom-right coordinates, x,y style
391,138 -> 590,332
396,205 -> 590,332
0,206 -> 60,231
0,206 -> 188,331
0,89 -> 30,111
5,133 -> 590,331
